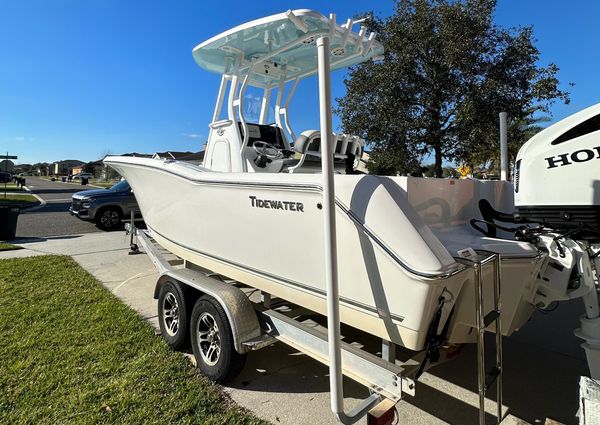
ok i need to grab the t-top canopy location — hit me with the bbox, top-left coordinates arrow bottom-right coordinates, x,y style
192,9 -> 384,87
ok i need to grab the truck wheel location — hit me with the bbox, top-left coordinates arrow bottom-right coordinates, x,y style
190,296 -> 246,383
95,207 -> 122,230
158,281 -> 190,350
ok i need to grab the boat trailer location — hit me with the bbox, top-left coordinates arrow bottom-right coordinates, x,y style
128,220 -> 504,425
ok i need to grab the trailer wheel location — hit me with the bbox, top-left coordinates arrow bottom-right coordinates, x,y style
158,281 -> 190,350
190,295 -> 246,383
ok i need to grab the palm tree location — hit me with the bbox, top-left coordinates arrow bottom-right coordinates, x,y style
471,114 -> 551,179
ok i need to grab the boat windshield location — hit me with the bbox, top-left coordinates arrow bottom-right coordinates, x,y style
197,10 -> 378,173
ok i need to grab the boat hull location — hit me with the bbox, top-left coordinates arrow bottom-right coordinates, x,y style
105,156 -> 542,350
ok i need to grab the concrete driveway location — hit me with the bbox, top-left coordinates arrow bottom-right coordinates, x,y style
3,231 -> 589,425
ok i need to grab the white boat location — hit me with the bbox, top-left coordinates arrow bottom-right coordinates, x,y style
105,9 -> 600,372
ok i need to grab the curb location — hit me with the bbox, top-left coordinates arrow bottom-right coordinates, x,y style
0,185 -> 43,212
20,186 -> 46,213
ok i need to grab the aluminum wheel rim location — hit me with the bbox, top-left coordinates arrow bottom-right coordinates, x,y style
162,293 -> 179,337
101,210 -> 120,227
197,312 -> 221,366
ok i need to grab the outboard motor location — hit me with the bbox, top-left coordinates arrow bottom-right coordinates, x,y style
511,103 -> 600,378
514,103 -> 600,242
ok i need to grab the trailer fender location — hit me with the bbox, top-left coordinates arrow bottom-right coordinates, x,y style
154,272 -> 262,353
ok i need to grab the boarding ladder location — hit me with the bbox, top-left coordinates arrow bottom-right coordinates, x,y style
456,252 -> 503,425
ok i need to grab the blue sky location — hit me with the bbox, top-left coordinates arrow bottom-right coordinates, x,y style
0,0 -> 598,165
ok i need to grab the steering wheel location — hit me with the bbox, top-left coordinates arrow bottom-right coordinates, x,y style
253,141 -> 283,159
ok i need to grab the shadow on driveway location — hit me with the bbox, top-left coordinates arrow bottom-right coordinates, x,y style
12,235 -> 83,244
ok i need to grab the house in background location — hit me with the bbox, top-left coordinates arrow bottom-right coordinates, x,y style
0,159 -> 15,173
99,153 -> 154,180
152,151 -> 193,160
81,160 -> 107,179
152,151 -> 205,165
49,160 -> 84,175
13,163 -> 32,174
71,165 -> 84,175
61,152 -> 206,181
118,152 -> 154,158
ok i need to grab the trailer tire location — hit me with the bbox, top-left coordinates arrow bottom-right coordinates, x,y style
190,295 -> 246,383
158,281 -> 190,350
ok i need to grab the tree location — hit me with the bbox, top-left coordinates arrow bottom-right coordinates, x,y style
421,164 -> 458,177
366,148 -> 421,175
442,165 -> 459,178
336,0 -> 570,177
31,162 -> 49,176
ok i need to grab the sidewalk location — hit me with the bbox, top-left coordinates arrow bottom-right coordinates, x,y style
2,232 -> 587,424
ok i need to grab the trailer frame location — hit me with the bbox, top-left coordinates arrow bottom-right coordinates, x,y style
132,225 -> 415,424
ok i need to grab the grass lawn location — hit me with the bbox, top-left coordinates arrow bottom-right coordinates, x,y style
0,256 -> 265,425
0,243 -> 21,251
40,176 -> 118,188
1,183 -> 26,193
0,193 -> 39,208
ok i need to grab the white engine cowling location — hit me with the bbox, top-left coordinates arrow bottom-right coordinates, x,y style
514,103 -> 600,241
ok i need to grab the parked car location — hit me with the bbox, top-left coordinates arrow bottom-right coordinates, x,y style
69,180 -> 142,230
73,172 -> 94,180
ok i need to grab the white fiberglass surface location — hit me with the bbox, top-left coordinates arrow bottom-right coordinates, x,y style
192,9 -> 384,86
433,225 -> 539,258
104,156 -> 459,276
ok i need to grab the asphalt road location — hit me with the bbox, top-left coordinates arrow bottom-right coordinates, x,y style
16,177 -> 101,237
